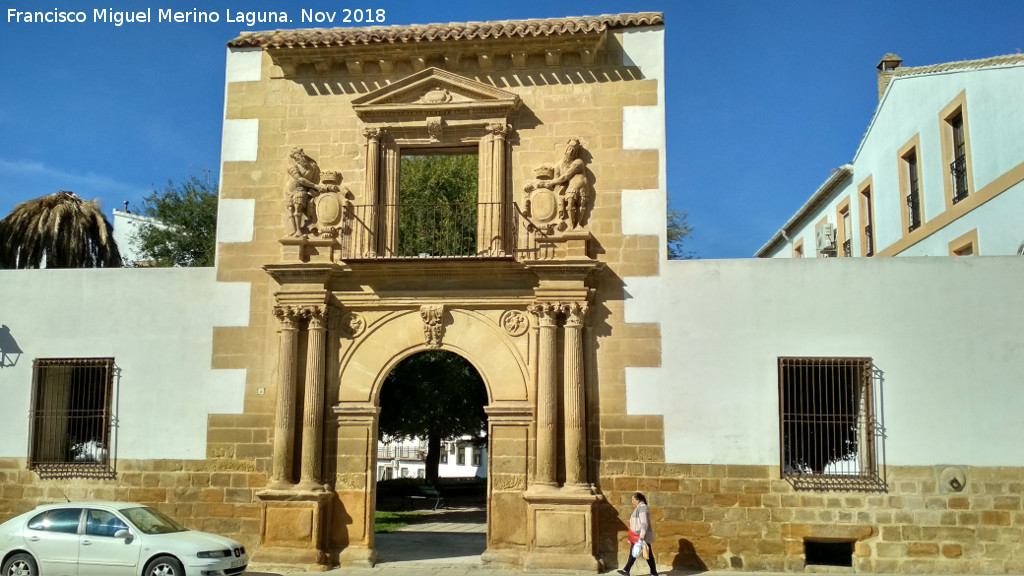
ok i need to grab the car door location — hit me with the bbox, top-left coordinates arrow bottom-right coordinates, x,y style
77,508 -> 142,576
24,507 -> 82,576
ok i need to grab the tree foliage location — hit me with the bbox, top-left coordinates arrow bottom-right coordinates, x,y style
667,204 -> 696,260
398,154 -> 478,257
0,191 -> 121,269
134,175 -> 218,267
378,350 -> 488,482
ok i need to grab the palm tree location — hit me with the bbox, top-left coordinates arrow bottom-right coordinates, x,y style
0,191 -> 121,269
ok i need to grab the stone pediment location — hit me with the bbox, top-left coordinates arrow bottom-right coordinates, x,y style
352,67 -> 520,120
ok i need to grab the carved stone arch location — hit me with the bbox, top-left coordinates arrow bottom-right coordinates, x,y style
338,308 -> 530,405
352,68 -> 521,257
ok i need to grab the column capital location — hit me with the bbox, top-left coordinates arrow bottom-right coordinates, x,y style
528,302 -> 561,326
273,305 -> 302,329
301,305 -> 331,330
560,302 -> 589,327
487,122 -> 511,138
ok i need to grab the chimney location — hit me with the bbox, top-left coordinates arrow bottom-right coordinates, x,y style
876,53 -> 903,100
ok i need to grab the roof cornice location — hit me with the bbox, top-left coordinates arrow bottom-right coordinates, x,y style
227,13 -> 664,48
755,164 -> 853,257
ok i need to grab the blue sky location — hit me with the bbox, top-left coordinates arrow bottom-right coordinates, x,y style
1,1 -> 1022,259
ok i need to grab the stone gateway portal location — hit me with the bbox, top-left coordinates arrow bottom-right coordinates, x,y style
221,13 -> 666,571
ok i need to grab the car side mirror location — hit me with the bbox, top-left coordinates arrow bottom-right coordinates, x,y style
114,529 -> 134,542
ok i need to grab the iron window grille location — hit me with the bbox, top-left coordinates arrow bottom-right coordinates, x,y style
778,357 -> 886,492
29,358 -> 117,479
842,239 -> 852,258
906,154 -> 922,231
950,155 -> 969,204
864,225 -> 874,257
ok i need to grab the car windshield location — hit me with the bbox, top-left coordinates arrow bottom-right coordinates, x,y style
120,507 -> 186,535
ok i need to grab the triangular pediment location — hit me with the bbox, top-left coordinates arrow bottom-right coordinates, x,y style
352,67 -> 520,120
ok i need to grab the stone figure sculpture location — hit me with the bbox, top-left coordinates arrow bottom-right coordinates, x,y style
523,138 -> 590,232
284,148 -> 330,237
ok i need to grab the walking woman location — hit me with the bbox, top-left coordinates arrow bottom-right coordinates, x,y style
618,492 -> 658,576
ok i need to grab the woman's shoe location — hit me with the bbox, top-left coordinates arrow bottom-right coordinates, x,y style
616,570 -> 629,576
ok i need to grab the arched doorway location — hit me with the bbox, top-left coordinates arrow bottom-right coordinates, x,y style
374,349 -> 488,565
329,307 -> 534,567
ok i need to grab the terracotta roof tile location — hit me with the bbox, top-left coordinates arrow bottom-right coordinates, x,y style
227,13 -> 664,48
894,53 -> 1024,77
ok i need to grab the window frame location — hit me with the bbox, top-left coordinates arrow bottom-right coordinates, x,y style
948,228 -> 979,256
28,357 -> 117,479
857,177 -> 875,257
898,135 -> 924,235
940,91 -> 973,209
778,356 -> 886,492
835,198 -> 852,258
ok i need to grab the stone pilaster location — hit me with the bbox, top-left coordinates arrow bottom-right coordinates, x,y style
298,305 -> 329,491
528,301 -> 560,488
361,128 -> 382,257
270,305 -> 301,488
561,301 -> 588,488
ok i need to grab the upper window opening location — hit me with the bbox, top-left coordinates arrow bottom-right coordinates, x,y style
398,152 -> 479,257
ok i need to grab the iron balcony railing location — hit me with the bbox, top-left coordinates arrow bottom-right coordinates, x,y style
378,443 -> 426,460
863,224 -> 874,257
950,155 -> 969,204
842,239 -> 852,258
333,201 -> 554,261
906,192 -> 921,232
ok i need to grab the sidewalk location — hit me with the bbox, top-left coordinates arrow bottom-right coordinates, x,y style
245,506 -> 995,576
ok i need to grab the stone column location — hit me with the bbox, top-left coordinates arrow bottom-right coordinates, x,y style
480,123 -> 509,255
529,302 -> 560,487
361,128 -> 382,257
270,306 -> 301,488
561,302 -> 588,487
298,305 -> 329,490
382,144 -> 400,256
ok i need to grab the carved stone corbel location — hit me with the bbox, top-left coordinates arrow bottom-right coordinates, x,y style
419,305 -> 445,348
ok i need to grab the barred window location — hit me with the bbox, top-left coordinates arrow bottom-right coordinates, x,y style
778,357 -> 886,491
29,358 -> 117,479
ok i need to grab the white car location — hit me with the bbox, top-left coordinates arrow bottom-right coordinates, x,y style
0,501 -> 247,576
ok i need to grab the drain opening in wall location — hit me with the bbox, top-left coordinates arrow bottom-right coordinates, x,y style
804,539 -> 854,567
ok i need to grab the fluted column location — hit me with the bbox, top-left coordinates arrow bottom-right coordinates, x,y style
270,306 -> 301,488
529,302 -> 560,487
298,305 -> 329,490
562,302 -> 588,487
362,128 -> 382,257
480,123 -> 509,255
382,144 -> 400,255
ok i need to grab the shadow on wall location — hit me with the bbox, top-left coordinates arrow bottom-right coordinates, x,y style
0,324 -> 23,368
672,538 -> 709,572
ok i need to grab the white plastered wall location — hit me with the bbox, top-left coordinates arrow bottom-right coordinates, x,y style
625,256 -> 1024,467
764,64 -> 1024,258
0,268 -> 250,460
854,64 -> 1024,255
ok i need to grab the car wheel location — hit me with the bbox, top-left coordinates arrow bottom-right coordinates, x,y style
144,555 -> 184,576
2,553 -> 38,576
